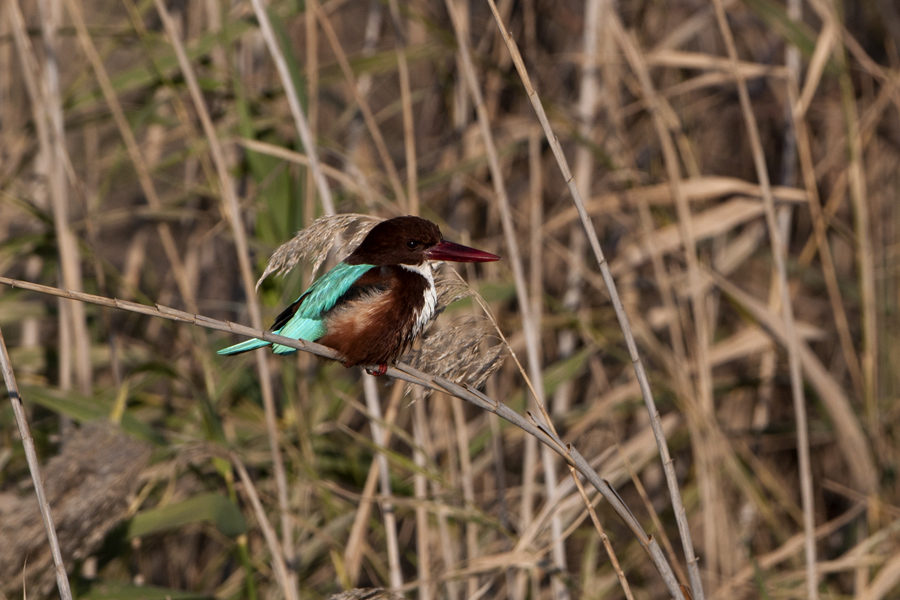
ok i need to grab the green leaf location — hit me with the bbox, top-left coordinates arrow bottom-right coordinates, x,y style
742,0 -> 836,73
128,492 -> 246,538
81,580 -> 213,600
542,347 -> 594,396
19,384 -> 164,445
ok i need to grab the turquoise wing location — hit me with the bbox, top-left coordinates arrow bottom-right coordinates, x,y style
219,263 -> 372,354
271,262 -> 375,354
218,262 -> 375,356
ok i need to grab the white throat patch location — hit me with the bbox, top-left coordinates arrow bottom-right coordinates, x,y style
401,262 -> 437,338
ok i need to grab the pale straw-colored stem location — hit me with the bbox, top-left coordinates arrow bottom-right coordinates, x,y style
60,0 -> 201,313
0,274 -> 686,597
28,0 -> 93,400
309,0 -> 408,211
149,3 -> 297,598
0,327 -> 73,600
482,1 -> 698,597
710,2 -> 818,597
412,396 -> 433,600
386,0 -> 420,216
344,385 -> 406,583
443,2 -> 570,596
248,0 -> 336,215
362,376 -> 405,592
229,451 -> 299,598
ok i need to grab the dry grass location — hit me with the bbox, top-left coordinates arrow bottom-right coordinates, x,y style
1,0 -> 899,599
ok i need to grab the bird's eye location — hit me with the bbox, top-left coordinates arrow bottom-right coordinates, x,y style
406,240 -> 419,250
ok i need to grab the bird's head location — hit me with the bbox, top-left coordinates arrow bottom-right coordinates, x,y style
345,216 -> 499,266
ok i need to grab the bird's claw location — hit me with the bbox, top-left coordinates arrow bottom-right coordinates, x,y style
365,364 -> 388,376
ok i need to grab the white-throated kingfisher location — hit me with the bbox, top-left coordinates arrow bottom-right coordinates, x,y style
218,216 -> 500,375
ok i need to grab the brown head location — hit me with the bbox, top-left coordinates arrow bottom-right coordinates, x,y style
344,216 -> 499,266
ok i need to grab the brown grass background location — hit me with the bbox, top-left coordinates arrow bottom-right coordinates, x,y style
1,0 -> 899,598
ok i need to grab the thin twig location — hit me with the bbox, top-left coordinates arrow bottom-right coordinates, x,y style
412,395 -> 433,600
60,0 -> 201,313
0,275 -> 686,596
442,4 -> 569,594
567,465 -> 635,600
309,0 -> 408,210
229,451 -> 298,598
362,376 -> 405,592
482,2 -> 698,597
710,2 -> 818,597
248,0 -> 336,215
0,327 -> 73,600
127,3 -> 300,596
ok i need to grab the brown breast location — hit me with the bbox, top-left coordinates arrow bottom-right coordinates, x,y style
316,265 -> 429,367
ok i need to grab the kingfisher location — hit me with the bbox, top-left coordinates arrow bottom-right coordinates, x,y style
218,215 -> 499,375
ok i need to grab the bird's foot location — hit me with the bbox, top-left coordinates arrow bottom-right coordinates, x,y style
365,363 -> 388,376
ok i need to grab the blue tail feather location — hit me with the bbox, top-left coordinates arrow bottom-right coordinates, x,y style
217,337 -> 271,355
272,343 -> 299,355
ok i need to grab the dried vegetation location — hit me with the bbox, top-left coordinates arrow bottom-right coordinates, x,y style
0,0 -> 899,598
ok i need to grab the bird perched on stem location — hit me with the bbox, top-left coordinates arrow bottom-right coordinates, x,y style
219,215 -> 499,375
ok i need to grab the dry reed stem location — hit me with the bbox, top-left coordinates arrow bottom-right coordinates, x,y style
412,396 -> 433,600
710,2 -> 818,597
310,0 -> 408,211
611,16 -> 726,587
796,19 -> 837,118
786,76 -> 864,402
835,22 -> 879,459
483,1 -> 700,597
303,0 -> 319,220
621,447 -> 690,588
443,3 -> 572,596
553,0 -> 601,419
709,271 -> 877,493
362,376 -> 404,592
248,0 -> 336,215
228,450 -> 297,598
341,0 -> 382,206
344,384 -> 406,583
450,388 -> 479,598
568,465 -> 635,600
148,2 -> 297,596
0,274 -> 686,595
60,0 -> 199,315
433,397 -> 462,600
0,327 -> 73,600
8,0 -> 90,409
528,125 -> 569,600
36,0 -> 93,401
386,0 -> 419,216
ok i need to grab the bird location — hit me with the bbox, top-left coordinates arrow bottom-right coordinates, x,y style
218,215 -> 499,375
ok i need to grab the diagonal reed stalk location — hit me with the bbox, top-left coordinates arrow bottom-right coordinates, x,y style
442,3 -> 572,597
482,1 -> 701,597
0,274 -> 687,598
710,2 -> 817,597
0,327 -> 73,600
148,1 -> 298,596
